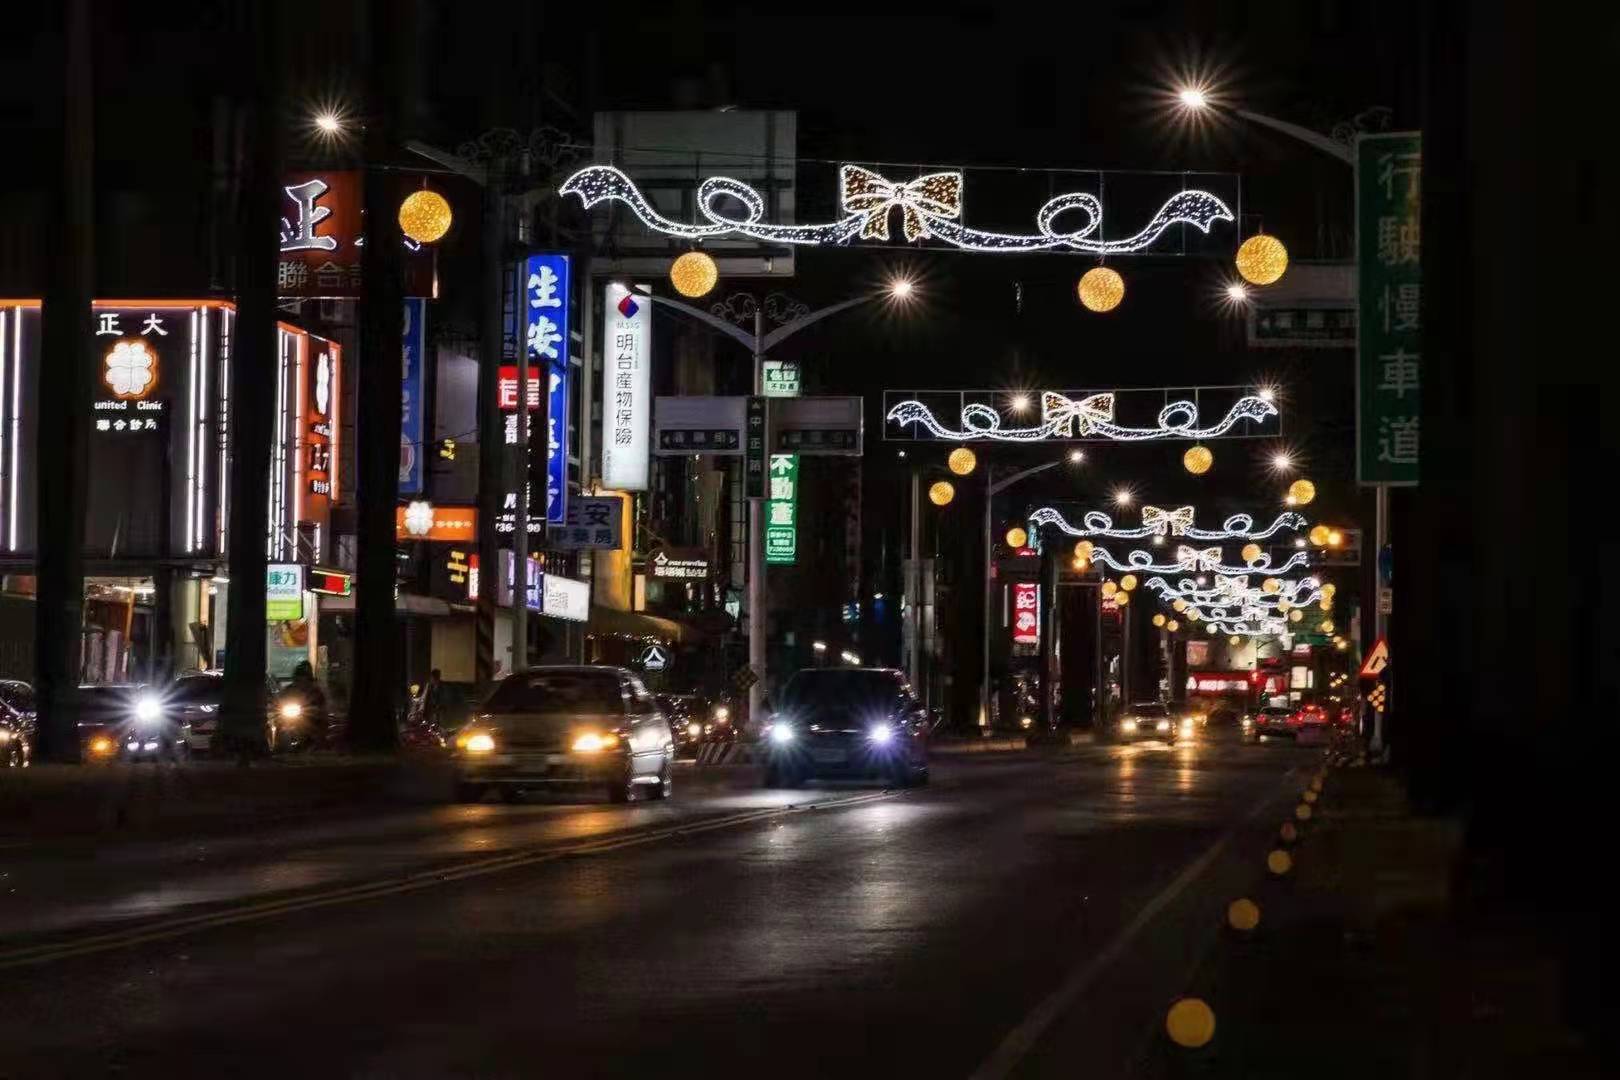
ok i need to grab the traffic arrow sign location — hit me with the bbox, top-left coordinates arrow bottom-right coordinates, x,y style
1359,636 -> 1389,679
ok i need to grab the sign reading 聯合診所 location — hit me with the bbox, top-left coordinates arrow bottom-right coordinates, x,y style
1356,132 -> 1421,486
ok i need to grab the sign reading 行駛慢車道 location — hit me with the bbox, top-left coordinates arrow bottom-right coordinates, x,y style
1356,132 -> 1422,487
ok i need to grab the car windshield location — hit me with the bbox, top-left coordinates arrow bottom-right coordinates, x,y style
168,676 -> 224,703
779,670 -> 903,711
484,671 -> 624,714
1129,703 -> 1169,717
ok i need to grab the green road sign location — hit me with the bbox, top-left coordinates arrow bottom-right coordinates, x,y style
765,453 -> 798,564
1356,131 -> 1422,486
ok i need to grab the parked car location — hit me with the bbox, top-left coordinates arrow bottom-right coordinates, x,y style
0,680 -> 35,767
452,666 -> 674,804
761,668 -> 929,788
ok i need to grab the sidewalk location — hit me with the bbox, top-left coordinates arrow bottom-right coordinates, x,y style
1146,761 -> 1601,1078
0,756 -> 454,844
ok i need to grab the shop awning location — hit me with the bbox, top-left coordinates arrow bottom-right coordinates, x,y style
587,605 -> 701,646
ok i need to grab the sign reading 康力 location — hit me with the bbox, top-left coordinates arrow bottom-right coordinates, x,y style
765,454 -> 799,565
1356,132 -> 1421,486
266,563 -> 304,622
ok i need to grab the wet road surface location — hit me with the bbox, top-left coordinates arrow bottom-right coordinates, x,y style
0,736 -> 1317,1077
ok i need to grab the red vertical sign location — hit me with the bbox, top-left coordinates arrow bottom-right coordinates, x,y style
1012,582 -> 1040,645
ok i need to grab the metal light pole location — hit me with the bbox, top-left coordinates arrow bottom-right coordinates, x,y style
979,458 -> 1074,730
908,468 -> 921,689
646,288 -> 892,725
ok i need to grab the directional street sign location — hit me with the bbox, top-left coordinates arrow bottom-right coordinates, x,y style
1359,636 -> 1389,679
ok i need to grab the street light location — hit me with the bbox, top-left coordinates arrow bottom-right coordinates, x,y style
1113,487 -> 1134,508
889,277 -> 916,300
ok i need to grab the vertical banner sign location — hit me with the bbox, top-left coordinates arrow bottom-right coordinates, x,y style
745,396 -> 767,499
1356,132 -> 1422,486
602,282 -> 650,491
521,254 -> 570,524
1012,582 -> 1040,645
765,454 -> 799,564
400,298 -> 425,494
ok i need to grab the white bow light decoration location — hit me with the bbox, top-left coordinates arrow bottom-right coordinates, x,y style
886,392 -> 1277,443
561,164 -> 1235,255
1028,505 -> 1305,541
1087,544 -> 1311,578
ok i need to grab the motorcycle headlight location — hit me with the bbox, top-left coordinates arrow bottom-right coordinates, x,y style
868,722 -> 894,744
133,695 -> 163,726
712,705 -> 730,723
279,701 -> 303,720
571,732 -> 620,753
769,723 -> 795,745
686,722 -> 701,738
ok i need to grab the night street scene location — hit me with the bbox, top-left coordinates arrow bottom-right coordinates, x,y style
0,2 -> 1610,1076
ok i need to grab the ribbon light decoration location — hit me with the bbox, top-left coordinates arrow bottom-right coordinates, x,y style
1087,544 -> 1312,578
886,392 -> 1276,443
1028,505 -> 1305,541
561,165 -> 1235,256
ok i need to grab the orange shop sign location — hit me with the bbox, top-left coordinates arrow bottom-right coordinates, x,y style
396,501 -> 477,542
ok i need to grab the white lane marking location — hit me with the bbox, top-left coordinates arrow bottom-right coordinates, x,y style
0,790 -> 901,970
968,768 -> 1300,1080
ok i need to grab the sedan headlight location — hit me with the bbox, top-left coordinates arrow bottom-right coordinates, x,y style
456,731 -> 496,754
868,722 -> 894,744
1156,719 -> 1171,732
1122,719 -> 1138,731
134,695 -> 163,725
769,723 -> 795,745
571,732 -> 620,753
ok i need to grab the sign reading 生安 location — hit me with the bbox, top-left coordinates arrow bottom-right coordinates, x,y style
266,563 -> 304,622
400,298 -> 425,494
764,454 -> 799,565
549,495 -> 625,550
521,254 -> 570,524
1356,132 -> 1421,486
602,282 -> 650,491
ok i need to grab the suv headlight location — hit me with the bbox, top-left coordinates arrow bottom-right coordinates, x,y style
571,732 -> 620,753
769,723 -> 795,745
456,731 -> 496,754
868,722 -> 894,744
133,695 -> 163,726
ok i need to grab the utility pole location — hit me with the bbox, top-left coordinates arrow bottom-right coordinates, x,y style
347,0 -> 405,750
475,174 -> 506,687
220,0 -> 280,756
748,307 -> 766,723
33,0 -> 94,761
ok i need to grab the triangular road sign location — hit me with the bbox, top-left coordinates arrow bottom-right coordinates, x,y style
1359,637 -> 1389,679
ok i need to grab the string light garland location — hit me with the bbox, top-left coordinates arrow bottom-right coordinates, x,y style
669,251 -> 719,297
928,481 -> 955,506
561,164 -> 1236,255
1183,444 -> 1214,475
1088,543 -> 1311,578
1078,267 -> 1125,312
888,392 -> 1276,443
1027,506 -> 1305,542
947,447 -> 977,476
1235,234 -> 1289,286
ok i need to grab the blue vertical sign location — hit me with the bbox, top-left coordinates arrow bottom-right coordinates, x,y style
520,254 -> 570,524
399,298 -> 426,494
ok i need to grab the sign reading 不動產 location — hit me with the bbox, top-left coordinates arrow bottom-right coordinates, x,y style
765,454 -> 799,564
521,254 -> 570,524
602,282 -> 650,491
400,298 -> 425,494
266,563 -> 304,622
1356,132 -> 1422,486
763,361 -> 800,397
745,396 -> 767,499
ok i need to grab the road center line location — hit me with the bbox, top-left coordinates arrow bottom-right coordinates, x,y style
0,789 -> 901,971
968,766 -> 1303,1080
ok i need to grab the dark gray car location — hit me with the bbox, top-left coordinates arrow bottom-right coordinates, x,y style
761,668 -> 930,788
453,666 -> 675,803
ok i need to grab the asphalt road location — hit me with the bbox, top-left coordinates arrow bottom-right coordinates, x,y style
0,734 -> 1317,1077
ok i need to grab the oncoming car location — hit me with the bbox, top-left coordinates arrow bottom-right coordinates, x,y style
1113,701 -> 1188,743
453,666 -> 674,803
761,668 -> 929,788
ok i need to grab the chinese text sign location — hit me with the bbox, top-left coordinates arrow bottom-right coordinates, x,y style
1356,132 -> 1421,486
